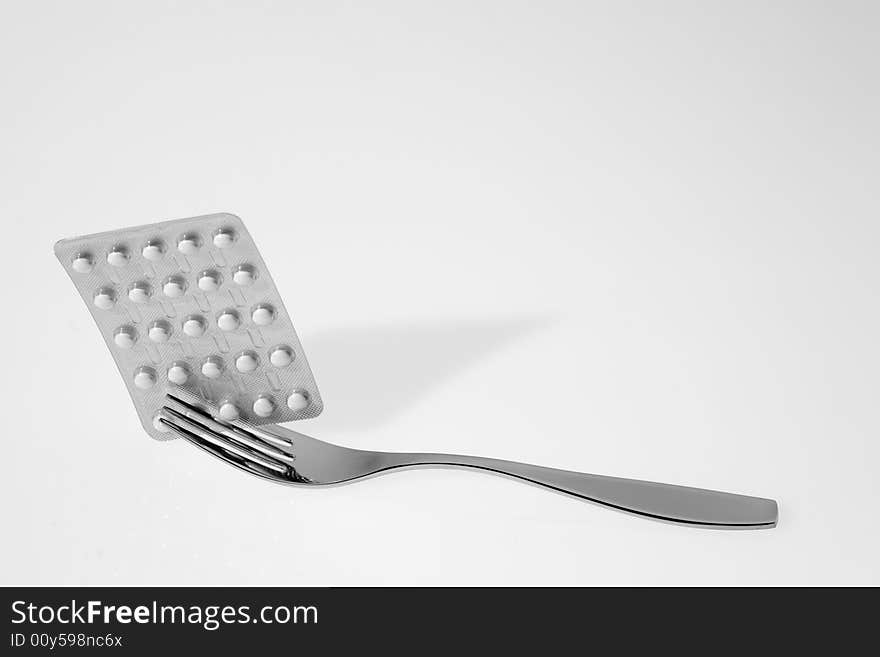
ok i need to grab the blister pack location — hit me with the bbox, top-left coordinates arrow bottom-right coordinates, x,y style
55,212 -> 323,440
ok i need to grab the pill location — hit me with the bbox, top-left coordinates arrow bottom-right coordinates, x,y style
133,366 -> 157,389
148,319 -> 172,343
235,351 -> 259,373
218,401 -> 240,421
201,356 -> 225,379
213,227 -> 237,248
153,413 -> 171,433
251,303 -> 275,326
269,345 -> 293,368
127,281 -> 152,303
182,314 -> 207,337
232,264 -> 257,286
71,252 -> 94,273
113,325 -> 137,349
93,287 -> 117,310
177,233 -> 201,255
162,275 -> 187,298
167,361 -> 190,385
252,395 -> 276,417
197,269 -> 222,292
286,391 -> 310,411
217,309 -> 241,331
141,239 -> 166,261
107,245 -> 130,267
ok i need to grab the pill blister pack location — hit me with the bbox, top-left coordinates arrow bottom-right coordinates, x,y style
55,212 -> 323,440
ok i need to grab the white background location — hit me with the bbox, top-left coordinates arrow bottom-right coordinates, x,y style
1,1 -> 878,585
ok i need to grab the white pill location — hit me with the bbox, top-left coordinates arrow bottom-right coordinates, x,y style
197,270 -> 221,292
269,345 -> 293,368
107,245 -> 129,267
152,413 -> 171,433
213,228 -> 236,248
182,315 -> 207,337
235,351 -> 259,373
93,287 -> 116,310
148,320 -> 172,343
127,281 -> 151,303
177,233 -> 201,255
286,391 -> 310,412
71,253 -> 94,273
167,362 -> 190,385
141,239 -> 166,261
113,325 -> 137,349
162,275 -> 187,298
217,309 -> 240,331
201,356 -> 224,379
232,264 -> 257,286
252,395 -> 276,418
251,304 -> 275,326
218,401 -> 240,421
133,366 -> 157,389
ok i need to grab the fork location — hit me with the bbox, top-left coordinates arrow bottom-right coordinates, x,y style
158,392 -> 778,529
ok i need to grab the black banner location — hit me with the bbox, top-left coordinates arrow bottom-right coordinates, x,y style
1,587 -> 875,652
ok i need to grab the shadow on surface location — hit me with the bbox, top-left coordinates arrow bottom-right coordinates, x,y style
300,315 -> 552,431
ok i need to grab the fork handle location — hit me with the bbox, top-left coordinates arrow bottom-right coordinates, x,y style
377,452 -> 777,529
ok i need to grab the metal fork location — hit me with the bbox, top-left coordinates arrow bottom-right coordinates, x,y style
158,392 -> 778,529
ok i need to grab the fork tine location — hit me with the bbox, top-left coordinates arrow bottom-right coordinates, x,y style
166,392 -> 295,449
163,394 -> 295,464
162,392 -> 316,484
159,406 -> 292,476
159,414 -> 290,482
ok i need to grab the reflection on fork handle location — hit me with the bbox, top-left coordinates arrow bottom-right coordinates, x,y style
371,452 -> 778,529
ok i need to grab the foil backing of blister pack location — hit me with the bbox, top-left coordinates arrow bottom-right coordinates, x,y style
55,212 -> 323,440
